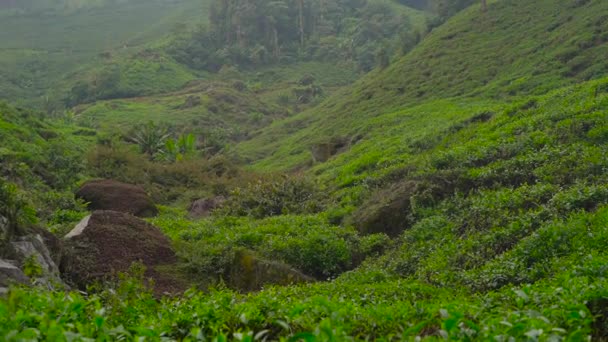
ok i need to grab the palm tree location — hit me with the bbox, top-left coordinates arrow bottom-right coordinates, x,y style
130,121 -> 171,157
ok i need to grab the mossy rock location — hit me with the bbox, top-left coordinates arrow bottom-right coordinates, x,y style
350,175 -> 455,237
227,250 -> 314,292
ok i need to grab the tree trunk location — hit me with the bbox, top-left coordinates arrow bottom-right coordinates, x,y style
298,0 -> 305,48
481,0 -> 487,12
273,27 -> 280,59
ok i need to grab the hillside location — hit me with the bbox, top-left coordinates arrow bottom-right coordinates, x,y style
0,0 -> 207,107
67,0 -> 430,143
236,0 -> 608,169
0,0 -> 608,340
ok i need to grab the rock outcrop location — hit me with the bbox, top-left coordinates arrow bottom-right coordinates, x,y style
62,211 -> 179,292
0,259 -> 28,294
11,234 -> 62,288
76,179 -> 158,217
0,226 -> 65,293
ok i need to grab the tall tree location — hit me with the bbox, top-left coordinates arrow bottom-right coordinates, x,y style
297,0 -> 305,48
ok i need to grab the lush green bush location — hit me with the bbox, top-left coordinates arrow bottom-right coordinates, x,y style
152,211 -> 363,278
0,180 -> 37,240
86,144 -> 242,204
0,261 -> 604,340
0,102 -> 90,224
219,175 -> 327,219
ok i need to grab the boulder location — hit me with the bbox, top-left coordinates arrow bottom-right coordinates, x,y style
0,259 -> 29,294
347,180 -> 419,237
228,250 -> 314,292
349,171 -> 459,237
62,211 -> 178,291
189,196 -> 225,219
76,179 -> 158,217
11,235 -> 61,282
0,225 -> 64,292
28,226 -> 64,267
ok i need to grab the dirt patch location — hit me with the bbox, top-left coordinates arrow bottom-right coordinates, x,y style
76,179 -> 158,217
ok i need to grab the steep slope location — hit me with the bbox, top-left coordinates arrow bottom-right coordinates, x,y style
236,0 -> 608,169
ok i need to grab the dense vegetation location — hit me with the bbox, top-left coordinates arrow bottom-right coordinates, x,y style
1,0 -> 608,340
169,0 -> 426,72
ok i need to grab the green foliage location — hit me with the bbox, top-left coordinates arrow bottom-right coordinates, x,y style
86,142 -> 243,205
129,121 -> 171,157
0,181 -> 37,240
169,0 -> 428,72
152,211 -> 360,278
238,0 -> 608,169
162,133 -> 197,162
0,0 -> 206,107
22,255 -> 42,279
0,262 -> 605,340
220,175 -> 326,219
2,0 -> 608,340
0,103 -> 92,227
64,54 -> 196,106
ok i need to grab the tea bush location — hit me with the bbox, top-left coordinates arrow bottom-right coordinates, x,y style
219,175 -> 327,219
152,212 -> 364,278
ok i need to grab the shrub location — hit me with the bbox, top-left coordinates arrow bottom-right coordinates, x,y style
152,213 -> 359,279
0,181 -> 37,241
220,174 -> 326,219
129,121 -> 171,157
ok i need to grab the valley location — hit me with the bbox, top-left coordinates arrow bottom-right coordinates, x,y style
0,0 -> 607,340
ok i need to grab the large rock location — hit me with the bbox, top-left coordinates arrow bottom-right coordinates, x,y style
62,211 -> 178,291
228,250 -> 314,292
0,259 -> 29,294
11,234 -> 62,288
349,174 -> 457,237
76,180 -> 158,217
0,223 -> 65,292
188,196 -> 225,219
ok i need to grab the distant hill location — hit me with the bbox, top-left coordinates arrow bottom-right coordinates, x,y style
0,0 -> 207,107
